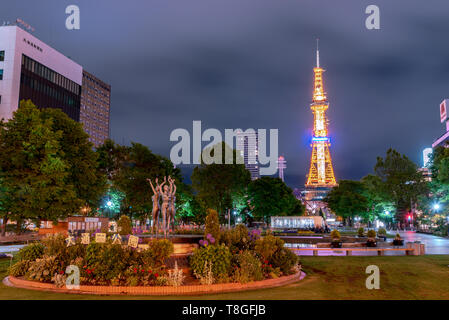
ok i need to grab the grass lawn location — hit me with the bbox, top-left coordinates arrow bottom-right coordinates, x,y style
1,255 -> 449,300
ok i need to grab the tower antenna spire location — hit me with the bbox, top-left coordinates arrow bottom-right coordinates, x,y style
316,38 -> 320,68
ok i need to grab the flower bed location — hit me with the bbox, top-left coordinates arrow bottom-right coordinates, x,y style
8,214 -> 300,293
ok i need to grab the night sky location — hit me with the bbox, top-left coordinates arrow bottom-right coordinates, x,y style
2,0 -> 449,187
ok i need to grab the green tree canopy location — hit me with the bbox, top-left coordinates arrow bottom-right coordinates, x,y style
374,148 -> 428,223
247,176 -> 305,222
0,100 -> 79,227
324,180 -> 369,226
191,142 -> 251,220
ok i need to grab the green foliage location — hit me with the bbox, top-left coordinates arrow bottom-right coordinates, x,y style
117,215 -> 132,235
254,235 -> 285,261
40,107 -> 107,209
26,255 -> 60,282
271,247 -> 299,275
85,242 -> 138,284
97,140 -> 183,220
18,243 -> 45,261
367,229 -> 376,238
190,244 -> 232,282
191,142 -> 251,217
247,177 -> 305,222
142,239 -> 174,268
220,224 -> 254,254
204,209 -> 220,243
330,229 -> 341,239
377,228 -> 387,235
374,149 -> 428,222
232,250 -> 263,283
357,227 -> 365,237
0,100 -> 78,224
324,180 -> 369,226
41,234 -> 86,268
9,260 -> 31,277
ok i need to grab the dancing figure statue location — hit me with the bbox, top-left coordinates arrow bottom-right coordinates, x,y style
147,177 -> 162,234
160,176 -> 171,238
167,176 -> 177,232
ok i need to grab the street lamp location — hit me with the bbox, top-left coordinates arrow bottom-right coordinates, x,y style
433,203 -> 440,211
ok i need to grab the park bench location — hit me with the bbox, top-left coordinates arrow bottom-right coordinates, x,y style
289,247 -> 416,256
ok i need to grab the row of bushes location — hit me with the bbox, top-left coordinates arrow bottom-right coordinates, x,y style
189,212 -> 299,285
10,234 -> 175,286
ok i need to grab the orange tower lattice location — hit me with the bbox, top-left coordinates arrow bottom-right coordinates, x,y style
306,42 -> 337,187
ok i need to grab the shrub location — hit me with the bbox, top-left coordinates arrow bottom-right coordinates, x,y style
357,227 -> 365,237
378,228 -> 387,236
142,239 -> 174,268
42,234 -> 67,258
271,247 -> 298,275
18,243 -> 44,261
367,229 -> 376,238
330,229 -> 341,239
167,261 -> 185,286
254,235 -> 285,261
233,250 -> 263,283
121,265 -> 165,286
9,260 -> 31,277
84,242 -> 133,284
194,261 -> 214,285
395,233 -> 401,239
190,244 -> 232,282
220,224 -> 254,254
204,209 -> 220,243
118,215 -> 133,235
26,255 -> 60,282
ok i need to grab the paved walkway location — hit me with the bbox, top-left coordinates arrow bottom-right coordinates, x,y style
287,231 -> 449,256
395,231 -> 449,255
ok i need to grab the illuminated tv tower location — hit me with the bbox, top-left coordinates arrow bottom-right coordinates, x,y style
305,40 -> 337,187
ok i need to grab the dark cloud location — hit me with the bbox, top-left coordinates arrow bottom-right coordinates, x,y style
2,0 -> 448,187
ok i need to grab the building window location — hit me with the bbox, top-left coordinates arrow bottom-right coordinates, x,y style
0,69 -> 3,80
0,51 -> 4,61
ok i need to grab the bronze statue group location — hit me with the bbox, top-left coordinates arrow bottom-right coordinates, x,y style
147,176 -> 176,237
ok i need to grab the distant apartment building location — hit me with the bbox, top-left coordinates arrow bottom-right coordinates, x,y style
236,129 -> 260,180
0,23 -> 110,146
80,71 -> 111,146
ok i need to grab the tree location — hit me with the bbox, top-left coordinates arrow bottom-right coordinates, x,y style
40,107 -> 107,210
0,100 -> 79,230
361,174 -> 395,225
247,177 -> 305,223
324,180 -> 369,226
0,178 -> 11,236
191,142 -> 251,221
374,148 -> 428,225
97,140 -> 184,224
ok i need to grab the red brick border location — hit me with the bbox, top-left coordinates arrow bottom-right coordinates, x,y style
4,271 -> 305,296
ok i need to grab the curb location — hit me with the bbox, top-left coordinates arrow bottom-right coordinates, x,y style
3,271 -> 306,296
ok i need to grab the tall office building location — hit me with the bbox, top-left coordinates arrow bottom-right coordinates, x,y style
0,23 -> 110,146
432,99 -> 449,148
80,71 -> 111,146
236,130 -> 260,180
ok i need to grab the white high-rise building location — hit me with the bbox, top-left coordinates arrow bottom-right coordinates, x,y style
0,23 -> 110,146
236,129 -> 259,180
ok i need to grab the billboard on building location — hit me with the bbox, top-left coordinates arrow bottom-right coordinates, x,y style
440,100 -> 448,123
